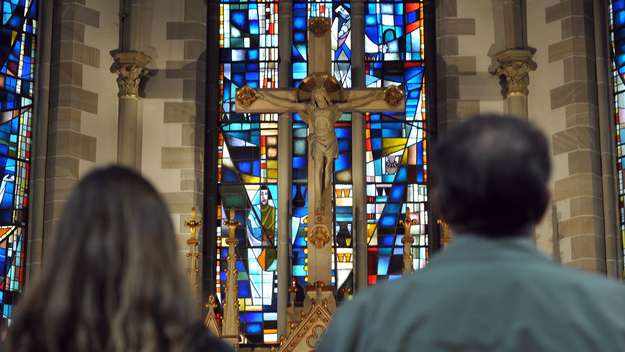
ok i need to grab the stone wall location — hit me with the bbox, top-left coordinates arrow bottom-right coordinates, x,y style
30,0 -> 207,282
137,0 -> 207,267
437,0 -> 503,131
527,0 -> 564,258
29,0 -> 120,279
527,0 -> 620,275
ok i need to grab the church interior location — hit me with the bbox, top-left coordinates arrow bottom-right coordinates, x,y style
0,0 -> 624,350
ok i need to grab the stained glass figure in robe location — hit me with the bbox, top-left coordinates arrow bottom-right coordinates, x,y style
364,1 -> 428,284
217,1 -> 279,345
0,0 -> 37,323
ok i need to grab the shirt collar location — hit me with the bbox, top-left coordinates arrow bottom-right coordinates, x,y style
428,233 -> 548,266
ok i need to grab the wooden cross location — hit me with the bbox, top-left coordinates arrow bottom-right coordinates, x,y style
235,17 -> 405,286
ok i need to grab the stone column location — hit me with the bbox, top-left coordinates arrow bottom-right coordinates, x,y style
594,0 -> 621,278
490,48 -> 537,118
277,0 -> 293,338
110,50 -> 150,168
27,0 -> 54,283
205,0 -> 220,301
501,0 -> 527,49
350,0 -> 368,291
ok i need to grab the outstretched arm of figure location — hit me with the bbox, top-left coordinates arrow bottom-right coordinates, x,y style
257,91 -> 307,111
335,90 -> 385,111
299,109 -> 312,124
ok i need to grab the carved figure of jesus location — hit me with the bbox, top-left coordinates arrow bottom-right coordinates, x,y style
256,85 -> 382,212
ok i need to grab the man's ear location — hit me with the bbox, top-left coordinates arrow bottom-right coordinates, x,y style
535,190 -> 551,224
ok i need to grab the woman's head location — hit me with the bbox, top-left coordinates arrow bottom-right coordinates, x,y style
9,166 -> 198,351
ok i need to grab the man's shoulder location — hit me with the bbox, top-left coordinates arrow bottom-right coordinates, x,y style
548,263 -> 625,293
338,275 -> 422,315
343,258 -> 625,310
320,260 -> 625,351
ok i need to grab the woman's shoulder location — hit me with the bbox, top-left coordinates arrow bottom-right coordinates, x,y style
189,328 -> 234,352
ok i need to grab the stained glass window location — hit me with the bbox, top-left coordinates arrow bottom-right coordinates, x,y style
364,1 -> 428,284
213,0 -> 431,345
0,0 -> 36,323
217,0 -> 279,345
610,0 -> 625,273
290,1 -> 353,302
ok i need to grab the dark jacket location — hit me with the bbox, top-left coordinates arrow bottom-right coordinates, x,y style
317,234 -> 625,352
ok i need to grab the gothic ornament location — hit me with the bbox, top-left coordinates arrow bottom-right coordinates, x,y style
110,50 -> 151,98
185,207 -> 202,298
308,213 -> 331,249
306,325 -> 326,348
222,208 -> 242,347
384,85 -> 405,106
309,222 -> 331,249
276,296 -> 333,352
204,294 -> 222,337
308,17 -> 331,37
489,48 -> 537,98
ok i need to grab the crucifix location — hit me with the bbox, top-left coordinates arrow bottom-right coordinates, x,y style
236,17 -> 405,287
399,207 -> 419,273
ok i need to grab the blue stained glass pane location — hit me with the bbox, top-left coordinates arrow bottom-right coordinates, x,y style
242,312 -> 264,323
0,0 -> 36,324
377,254 -> 390,275
218,1 -> 279,346
366,0 -> 428,285
246,323 -> 263,334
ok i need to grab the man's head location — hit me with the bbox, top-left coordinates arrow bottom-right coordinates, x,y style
430,114 -> 551,237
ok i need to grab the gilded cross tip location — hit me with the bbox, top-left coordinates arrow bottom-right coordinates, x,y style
384,86 -> 404,106
236,86 -> 258,107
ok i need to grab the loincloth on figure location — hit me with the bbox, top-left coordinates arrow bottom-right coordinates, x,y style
309,133 -> 338,159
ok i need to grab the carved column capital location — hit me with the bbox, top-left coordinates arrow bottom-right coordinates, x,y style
490,48 -> 537,97
110,50 -> 151,98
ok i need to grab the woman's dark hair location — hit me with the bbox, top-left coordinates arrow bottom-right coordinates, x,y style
8,166 -> 199,351
430,114 -> 551,237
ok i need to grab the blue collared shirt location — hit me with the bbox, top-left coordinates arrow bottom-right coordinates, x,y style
318,234 -> 625,352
